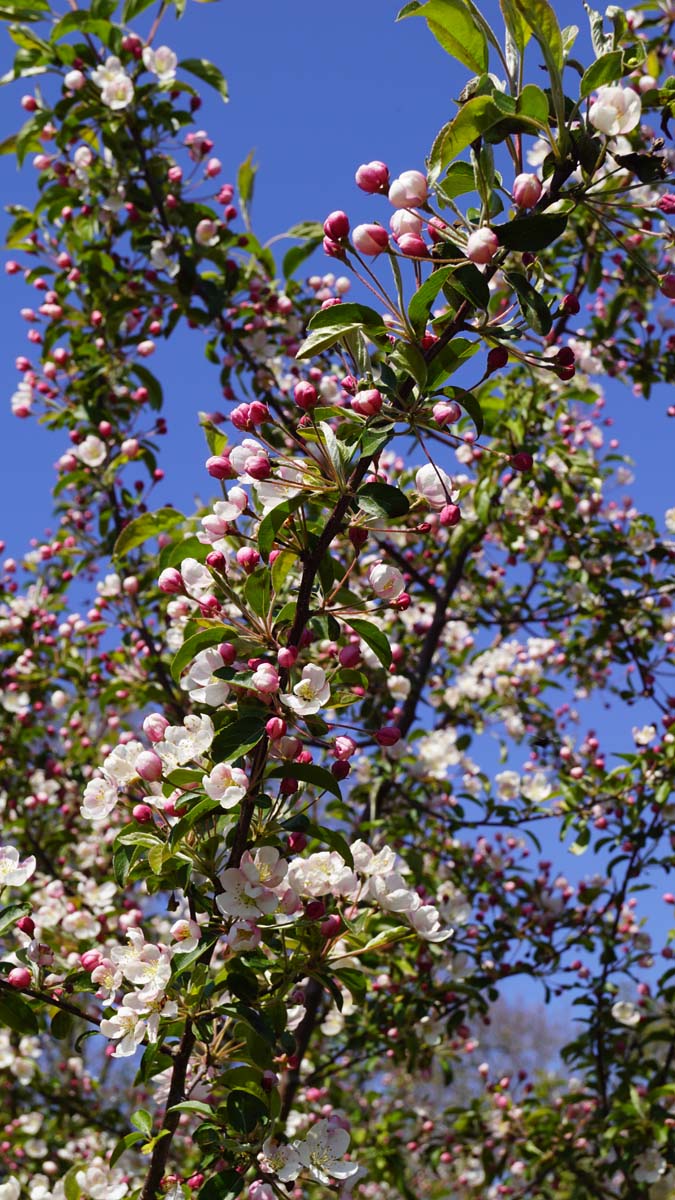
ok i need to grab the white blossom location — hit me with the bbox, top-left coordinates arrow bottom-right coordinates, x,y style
589,85 -> 641,136
282,664 -> 330,716
75,435 -> 107,467
202,762 -> 248,809
0,845 -> 36,887
183,647 -> 230,707
142,44 -> 177,83
611,999 -> 641,1027
295,1119 -> 358,1184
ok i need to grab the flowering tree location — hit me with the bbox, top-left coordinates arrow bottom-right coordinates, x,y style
1,0 -> 675,1196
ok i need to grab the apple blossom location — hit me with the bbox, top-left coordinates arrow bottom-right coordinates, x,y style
512,172 -> 543,208
142,44 -> 178,83
466,226 -> 499,264
0,845 -> 36,886
388,169 -> 428,208
351,223 -> 389,255
202,762 -> 248,808
281,663 -> 331,715
589,85 -> 642,135
369,560 -> 405,599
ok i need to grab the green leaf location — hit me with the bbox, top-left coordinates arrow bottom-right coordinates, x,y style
258,493 -> 305,560
500,0 -> 531,52
131,1108 -> 153,1137
0,902 -> 30,937
504,270 -> 552,334
113,508 -> 184,559
580,49 -> 623,98
307,301 -> 388,334
357,482 -> 410,519
198,1169 -> 244,1200
170,628 -> 232,685
109,1131 -> 146,1169
513,0 -> 562,71
63,1165 -> 82,1200
179,58 -> 228,102
401,0 -> 488,74
50,1008 -> 73,1040
426,337 -> 479,389
122,0 -> 155,20
211,715 -> 267,763
494,213 -> 568,251
283,237 -> 323,280
429,95 -> 513,182
517,83 -> 549,124
226,1089 -> 267,1134
435,161 -> 476,203
267,761 -> 343,801
0,989 -> 38,1035
237,150 -> 257,227
408,266 -> 454,334
244,570 -> 271,618
447,261 -> 491,310
455,390 -> 484,436
346,617 -> 393,669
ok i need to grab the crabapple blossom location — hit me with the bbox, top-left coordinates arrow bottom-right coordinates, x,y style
0,846 -> 36,886
351,223 -> 389,255
369,560 -> 405,599
281,663 -> 331,715
100,74 -> 134,110
183,647 -> 231,706
589,85 -> 642,135
75,435 -> 107,467
466,226 -> 499,264
142,44 -> 178,83
415,463 -> 457,508
512,172 -> 543,208
295,1119 -> 359,1184
388,169 -> 428,208
202,762 -> 248,808
354,159 -> 389,192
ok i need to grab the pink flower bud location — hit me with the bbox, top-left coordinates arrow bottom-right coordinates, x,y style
21,95 -> 37,112
249,401 -> 269,425
323,210 -> 350,240
338,643 -> 361,669
266,716 -> 287,740
236,546 -> 260,573
294,381 -> 318,409
252,662 -> 280,694
660,274 -> 675,299
64,69 -> 86,91
231,403 -> 252,431
440,503 -> 461,527
512,173 -> 542,209
388,169 -> 428,209
487,346 -> 509,372
306,898 -> 326,920
333,734 -> 357,760
397,232 -> 428,258
288,831 -> 307,852
80,950 -> 103,971
351,387 -> 382,417
158,568 -> 184,594
219,642 -> 237,664
206,550 -> 226,570
352,223 -> 389,256
132,803 -> 154,823
355,160 -> 389,193
511,451 -> 533,472
375,724 -> 401,746
278,646 -> 298,669
135,750 -> 163,782
16,916 -> 35,936
205,156 -> 222,177
466,227 -> 499,265
143,713 -> 169,742
245,453 -> 271,480
433,400 -> 461,426
658,194 -> 675,214
321,914 -> 342,938
7,967 -> 31,989
206,453 -> 234,479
